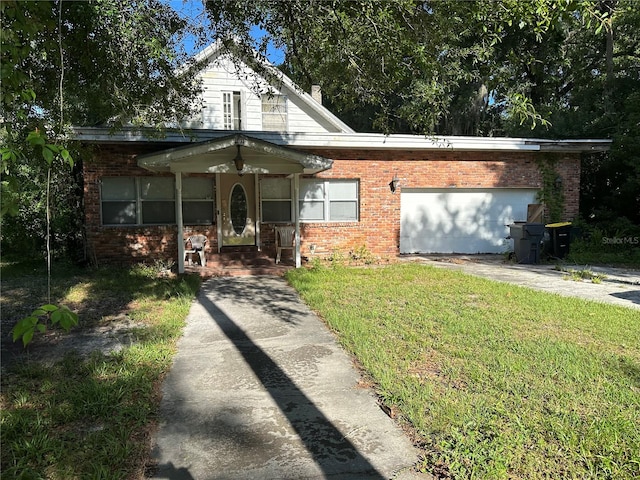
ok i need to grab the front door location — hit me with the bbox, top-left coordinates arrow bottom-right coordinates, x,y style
219,174 -> 256,246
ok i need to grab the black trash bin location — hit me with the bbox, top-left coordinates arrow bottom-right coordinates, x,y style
545,222 -> 572,259
509,222 -> 545,264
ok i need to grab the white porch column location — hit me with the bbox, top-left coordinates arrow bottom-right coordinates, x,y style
254,174 -> 261,251
293,173 -> 301,268
215,173 -> 222,252
175,172 -> 185,274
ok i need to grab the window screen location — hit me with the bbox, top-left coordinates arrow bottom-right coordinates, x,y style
299,180 -> 358,222
261,177 -> 292,223
101,177 -> 136,224
140,178 -> 174,224
101,176 -> 177,225
261,94 -> 287,131
183,177 -> 215,225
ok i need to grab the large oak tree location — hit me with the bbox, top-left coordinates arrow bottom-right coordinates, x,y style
206,0 -> 639,226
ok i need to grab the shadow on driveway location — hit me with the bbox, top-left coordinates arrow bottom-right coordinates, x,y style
197,289 -> 385,478
149,277 -> 419,479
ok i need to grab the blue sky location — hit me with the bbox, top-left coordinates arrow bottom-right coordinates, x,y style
168,0 -> 284,64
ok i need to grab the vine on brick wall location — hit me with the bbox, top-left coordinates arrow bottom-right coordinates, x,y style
536,155 -> 565,223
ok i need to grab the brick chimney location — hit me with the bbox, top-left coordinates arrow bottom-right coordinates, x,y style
311,85 -> 322,104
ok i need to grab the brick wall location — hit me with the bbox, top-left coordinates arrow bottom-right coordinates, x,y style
293,149 -> 580,258
84,144 -> 217,265
84,144 -> 580,264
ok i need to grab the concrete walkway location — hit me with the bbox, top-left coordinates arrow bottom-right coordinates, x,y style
149,276 -> 426,480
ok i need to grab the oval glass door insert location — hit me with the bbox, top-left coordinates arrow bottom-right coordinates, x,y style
230,183 -> 248,235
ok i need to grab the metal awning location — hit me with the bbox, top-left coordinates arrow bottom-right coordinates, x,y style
136,133 -> 333,174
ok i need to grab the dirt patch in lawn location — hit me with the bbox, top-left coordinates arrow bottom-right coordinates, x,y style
2,313 -> 146,372
1,275 -> 145,372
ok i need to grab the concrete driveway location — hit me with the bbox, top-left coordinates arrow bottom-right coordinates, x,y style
404,255 -> 640,310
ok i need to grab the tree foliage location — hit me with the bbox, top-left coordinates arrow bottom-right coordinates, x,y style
505,1 -> 640,226
205,0 -> 604,135
1,0 -> 205,347
1,0 -> 203,258
206,0 -> 639,226
1,0 -> 202,133
12,303 -> 78,347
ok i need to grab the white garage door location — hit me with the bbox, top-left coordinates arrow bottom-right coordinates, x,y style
400,188 -> 539,254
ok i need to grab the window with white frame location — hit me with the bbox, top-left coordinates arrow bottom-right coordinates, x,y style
140,177 -> 175,224
182,177 -> 216,225
261,94 -> 287,131
261,177 -> 293,223
101,177 -> 137,225
101,177 -> 174,225
299,179 -> 359,222
222,91 -> 242,130
101,177 -> 216,226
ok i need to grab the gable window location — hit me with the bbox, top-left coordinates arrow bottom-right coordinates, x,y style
299,179 -> 359,222
182,177 -> 215,225
261,94 -> 287,131
223,91 -> 242,130
261,177 -> 292,223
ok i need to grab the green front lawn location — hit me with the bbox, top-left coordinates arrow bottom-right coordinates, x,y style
1,261 -> 201,479
287,263 -> 640,479
2,259 -> 638,479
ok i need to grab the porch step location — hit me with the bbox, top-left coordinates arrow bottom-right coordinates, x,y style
219,245 -> 260,254
185,250 -> 295,277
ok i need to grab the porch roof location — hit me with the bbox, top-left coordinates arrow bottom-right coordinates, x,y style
136,133 -> 333,174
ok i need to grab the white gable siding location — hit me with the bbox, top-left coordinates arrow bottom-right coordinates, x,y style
280,83 -> 341,132
182,54 -> 344,133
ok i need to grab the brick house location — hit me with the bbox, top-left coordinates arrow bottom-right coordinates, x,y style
75,42 -> 610,272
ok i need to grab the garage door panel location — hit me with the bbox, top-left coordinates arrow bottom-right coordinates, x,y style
400,189 -> 538,254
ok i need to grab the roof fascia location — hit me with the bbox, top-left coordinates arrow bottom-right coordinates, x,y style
73,127 -> 611,153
